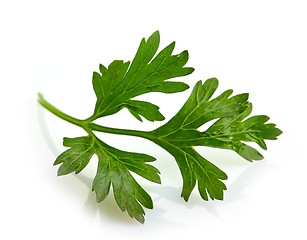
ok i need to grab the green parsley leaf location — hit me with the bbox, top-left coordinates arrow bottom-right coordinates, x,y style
149,78 -> 282,201
54,134 -> 160,224
203,102 -> 282,161
91,31 -> 194,121
125,99 -> 165,122
54,136 -> 95,176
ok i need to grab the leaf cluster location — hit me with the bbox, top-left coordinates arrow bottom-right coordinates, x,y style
38,31 -> 282,223
91,31 -> 194,122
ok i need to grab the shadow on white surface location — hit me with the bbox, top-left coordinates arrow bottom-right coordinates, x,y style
71,161 -> 265,224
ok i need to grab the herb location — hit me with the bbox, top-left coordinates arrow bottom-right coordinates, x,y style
91,31 -> 193,122
38,31 -> 282,223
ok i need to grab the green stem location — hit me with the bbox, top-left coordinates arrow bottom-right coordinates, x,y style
38,93 -> 154,140
38,93 -> 86,128
89,123 -> 153,140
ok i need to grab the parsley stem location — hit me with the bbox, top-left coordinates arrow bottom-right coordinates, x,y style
38,93 -> 154,140
38,93 -> 85,128
89,123 -> 153,140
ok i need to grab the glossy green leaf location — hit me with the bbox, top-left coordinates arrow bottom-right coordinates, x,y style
150,78 -> 282,200
125,99 -> 165,122
91,31 -> 194,121
54,136 -> 95,176
54,135 -> 160,224
203,103 -> 283,160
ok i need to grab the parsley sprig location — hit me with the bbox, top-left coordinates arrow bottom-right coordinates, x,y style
38,31 -> 282,223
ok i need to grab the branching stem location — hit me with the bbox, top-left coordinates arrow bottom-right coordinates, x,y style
38,93 -> 154,140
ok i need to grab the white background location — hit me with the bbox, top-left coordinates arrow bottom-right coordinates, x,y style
1,0 -> 306,239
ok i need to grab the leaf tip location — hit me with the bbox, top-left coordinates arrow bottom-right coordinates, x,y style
181,190 -> 192,202
189,67 -> 195,73
152,30 -> 160,36
135,215 -> 145,224
148,30 -> 160,42
154,176 -> 162,184
275,127 -> 283,137
56,169 -> 65,176
53,160 -> 60,166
